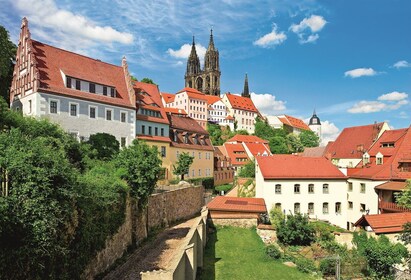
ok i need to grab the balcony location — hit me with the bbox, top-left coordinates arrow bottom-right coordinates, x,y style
379,201 -> 411,213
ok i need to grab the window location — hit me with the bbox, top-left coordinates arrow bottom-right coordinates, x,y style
155,127 -> 158,136
142,125 -> 145,134
121,112 -> 126,123
348,182 -> 353,192
308,184 -> 314,194
323,184 -> 329,194
376,156 -> 383,165
66,77 -> 72,88
28,100 -> 32,113
308,203 -> 314,214
294,184 -> 300,194
50,100 -> 58,114
103,86 -> 107,96
294,203 -> 300,214
360,203 -> 366,212
160,128 -> 164,137
110,88 -> 115,97
89,106 -> 96,119
275,184 -> 281,194
176,151 -> 180,158
184,134 -> 188,144
335,202 -> 341,214
70,103 -> 78,117
75,80 -> 81,90
161,146 -> 166,157
120,137 -> 126,148
360,183 -> 366,193
198,169 -> 201,176
148,126 -> 152,135
192,169 -> 195,177
173,132 -> 178,142
106,109 -> 112,121
275,203 -> 281,210
89,83 -> 96,93
348,201 -> 353,209
323,203 -> 329,214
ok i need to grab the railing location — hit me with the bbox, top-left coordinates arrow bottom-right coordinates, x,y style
379,201 -> 411,212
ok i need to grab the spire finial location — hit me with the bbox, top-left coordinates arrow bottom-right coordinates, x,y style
242,73 -> 250,98
192,35 -> 195,45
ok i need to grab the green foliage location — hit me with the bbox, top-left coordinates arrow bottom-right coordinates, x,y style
207,123 -> 224,145
0,26 -> 17,105
140,77 -> 155,84
254,117 -> 275,139
269,206 -> 285,227
238,159 -> 255,177
276,213 -> 315,246
269,136 -> 289,154
187,177 -> 214,188
215,184 -> 232,193
299,130 -> 320,148
295,257 -> 317,273
172,152 -> 194,180
236,129 -> 249,135
311,221 -> 337,242
87,132 -> 120,160
266,244 -> 282,259
396,179 -> 411,209
286,133 -> 303,153
353,232 -> 408,278
319,258 -> 336,276
115,140 -> 161,207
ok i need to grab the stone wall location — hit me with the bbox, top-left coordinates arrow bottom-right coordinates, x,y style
82,185 -> 205,279
210,218 -> 257,228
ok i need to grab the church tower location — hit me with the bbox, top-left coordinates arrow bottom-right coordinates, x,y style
184,30 -> 221,96
241,73 -> 250,98
308,109 -> 322,143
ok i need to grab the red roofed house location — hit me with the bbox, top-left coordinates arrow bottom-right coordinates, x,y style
267,115 -> 311,135
204,95 -> 234,130
207,196 -> 267,228
354,212 -> 411,235
222,93 -> 260,134
256,155 -> 348,229
213,146 -> 235,186
10,18 -> 136,146
162,88 -> 208,129
220,143 -> 249,175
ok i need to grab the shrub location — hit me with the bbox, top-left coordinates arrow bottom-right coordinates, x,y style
318,240 -> 348,257
276,213 -> 315,246
266,245 -> 282,259
215,184 -> 232,194
238,159 -> 255,178
319,258 -> 336,276
269,206 -> 285,227
295,257 -> 317,273
188,177 -> 214,189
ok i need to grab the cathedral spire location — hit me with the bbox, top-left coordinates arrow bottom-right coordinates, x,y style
208,28 -> 215,50
242,73 -> 250,98
190,35 -> 198,57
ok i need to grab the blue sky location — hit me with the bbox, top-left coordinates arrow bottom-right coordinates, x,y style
1,0 -> 410,143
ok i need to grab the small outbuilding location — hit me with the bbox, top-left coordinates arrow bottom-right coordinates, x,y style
354,212 -> 411,234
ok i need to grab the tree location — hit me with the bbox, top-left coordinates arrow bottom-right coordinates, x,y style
254,116 -> 275,140
87,133 -> 120,160
268,136 -> 289,154
141,77 -> 156,84
236,129 -> 249,135
207,123 -> 223,146
276,213 -> 315,246
115,140 -> 161,207
0,26 -> 17,105
299,130 -> 320,148
238,159 -> 255,177
173,152 -> 194,180
286,133 -> 303,153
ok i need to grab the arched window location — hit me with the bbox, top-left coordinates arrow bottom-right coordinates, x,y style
308,203 -> 314,214
275,184 -> 281,194
323,203 -> 329,214
323,184 -> 329,194
294,203 -> 300,214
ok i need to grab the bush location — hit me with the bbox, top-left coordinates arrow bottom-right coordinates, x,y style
238,159 -> 255,178
266,245 -> 282,259
319,258 -> 336,276
318,240 -> 348,257
269,206 -> 285,227
276,213 -> 315,246
215,184 -> 232,194
295,257 -> 317,273
188,177 -> 214,189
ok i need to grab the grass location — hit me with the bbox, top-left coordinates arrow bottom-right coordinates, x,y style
200,226 -> 314,280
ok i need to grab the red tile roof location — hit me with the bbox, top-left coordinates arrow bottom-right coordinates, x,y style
164,107 -> 188,115
354,213 -> 411,234
225,93 -> 259,113
278,115 -> 310,131
257,155 -> 346,179
204,95 -> 222,105
31,40 -> 134,109
136,134 -> 171,143
223,143 -> 250,166
161,92 -> 175,103
374,181 -> 407,191
207,196 -> 267,213
244,143 -> 271,157
226,134 -> 268,144
177,87 -> 207,101
325,122 -> 385,159
135,81 -> 169,125
302,147 -> 326,157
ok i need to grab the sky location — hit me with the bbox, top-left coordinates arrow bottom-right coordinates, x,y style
1,0 -> 410,144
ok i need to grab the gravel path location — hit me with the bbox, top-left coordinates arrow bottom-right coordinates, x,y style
103,217 -> 198,280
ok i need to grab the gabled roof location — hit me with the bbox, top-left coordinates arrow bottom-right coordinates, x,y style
161,92 -> 175,104
31,40 -> 134,109
204,95 -> 223,105
375,181 -> 407,191
164,107 -> 187,115
367,128 -> 407,157
177,87 -> 207,101
135,81 -> 169,125
277,115 -> 310,131
244,143 -> 271,157
224,93 -> 259,113
168,114 -> 207,134
223,143 -> 249,166
226,134 -> 268,144
257,155 -> 346,179
207,196 -> 267,213
136,135 -> 171,143
354,213 -> 411,234
325,122 -> 386,159
302,147 -> 326,157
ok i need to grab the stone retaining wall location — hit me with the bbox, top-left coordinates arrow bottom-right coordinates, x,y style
210,218 -> 257,228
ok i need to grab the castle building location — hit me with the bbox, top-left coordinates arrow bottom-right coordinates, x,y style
185,30 -> 220,96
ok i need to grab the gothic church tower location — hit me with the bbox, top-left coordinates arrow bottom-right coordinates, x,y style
185,29 -> 221,96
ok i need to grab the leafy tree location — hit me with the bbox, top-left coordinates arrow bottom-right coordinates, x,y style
396,180 -> 411,208
130,75 -> 138,81
353,232 -> 408,278
141,77 -> 156,84
299,130 -> 320,148
238,159 -> 255,177
276,213 -> 315,246
254,116 -> 275,140
268,136 -> 289,154
115,140 -> 161,207
269,206 -> 285,227
286,133 -> 303,153
0,26 -> 17,105
207,123 -> 223,145
236,129 -> 249,135
173,152 -> 194,181
87,132 -> 120,160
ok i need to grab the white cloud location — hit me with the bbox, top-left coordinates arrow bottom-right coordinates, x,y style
348,101 -> 387,113
254,24 -> 287,48
393,60 -> 411,69
399,111 -> 409,119
344,68 -> 378,78
290,15 -> 327,44
167,43 -> 207,64
300,34 -> 319,44
378,91 -> 408,101
320,120 -> 340,146
250,92 -> 286,115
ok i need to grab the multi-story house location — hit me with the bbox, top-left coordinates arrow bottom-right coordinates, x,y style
267,115 -> 311,135
205,95 -> 234,130
213,146 -> 235,186
222,93 -> 260,134
162,88 -> 208,129
10,18 -> 136,146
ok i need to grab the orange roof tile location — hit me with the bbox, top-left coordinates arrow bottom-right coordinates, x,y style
224,143 -> 250,166
226,134 -> 268,144
225,93 -> 259,113
257,155 -> 346,179
31,40 -> 134,109
204,95 -> 222,105
136,134 -> 171,143
278,115 -> 310,131
354,213 -> 411,234
177,87 -> 207,101
207,196 -> 267,213
135,81 -> 169,125
374,181 -> 407,191
302,147 -> 326,157
244,143 -> 271,156
161,92 -> 175,103
164,107 -> 188,115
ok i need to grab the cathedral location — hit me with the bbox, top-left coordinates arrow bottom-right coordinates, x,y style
185,30 -> 221,96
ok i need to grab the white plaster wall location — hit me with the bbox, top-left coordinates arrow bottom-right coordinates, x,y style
332,158 -> 362,168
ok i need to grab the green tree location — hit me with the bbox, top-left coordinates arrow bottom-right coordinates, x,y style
286,133 -> 303,153
141,77 -> 156,84
238,159 -> 255,177
276,213 -> 315,246
0,26 -> 17,105
115,140 -> 161,207
87,132 -> 120,160
299,130 -> 320,148
268,136 -> 289,154
173,152 -> 194,181
236,129 -> 249,135
254,117 -> 275,140
207,123 -> 223,145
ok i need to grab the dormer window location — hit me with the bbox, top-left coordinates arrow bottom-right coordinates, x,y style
103,86 -> 107,95
184,134 -> 188,144
173,132 -> 178,142
111,88 -> 115,97
75,80 -> 81,90
66,77 -> 72,88
381,142 -> 395,148
193,135 -> 198,144
363,152 -> 370,165
376,152 -> 383,165
89,83 -> 95,93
